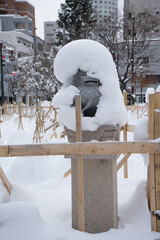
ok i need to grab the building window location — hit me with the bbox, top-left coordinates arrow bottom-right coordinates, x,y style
156,11 -> 160,15
46,24 -> 54,27
16,22 -> 25,30
28,23 -> 32,31
99,5 -> 102,8
136,57 -> 149,63
128,12 -> 132,19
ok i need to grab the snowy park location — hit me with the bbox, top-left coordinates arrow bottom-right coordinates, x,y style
0,39 -> 160,240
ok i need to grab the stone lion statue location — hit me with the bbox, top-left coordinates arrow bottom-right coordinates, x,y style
72,69 -> 101,117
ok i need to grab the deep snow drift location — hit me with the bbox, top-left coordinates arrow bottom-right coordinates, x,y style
0,104 -> 159,240
53,40 -> 127,131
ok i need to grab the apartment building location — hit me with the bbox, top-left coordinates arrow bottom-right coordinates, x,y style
44,21 -> 58,48
93,0 -> 118,18
0,0 -> 35,34
124,0 -> 160,16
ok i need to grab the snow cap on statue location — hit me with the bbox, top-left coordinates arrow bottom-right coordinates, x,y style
53,39 -> 127,131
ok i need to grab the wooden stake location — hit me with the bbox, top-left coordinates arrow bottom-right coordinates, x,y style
148,94 -> 156,231
123,91 -> 128,178
64,169 -> 71,177
117,153 -> 131,171
155,92 -> 160,231
0,167 -> 12,195
137,96 -> 139,119
75,95 -> 85,232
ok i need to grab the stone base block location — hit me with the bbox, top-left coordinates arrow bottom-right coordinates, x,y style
65,125 -> 120,233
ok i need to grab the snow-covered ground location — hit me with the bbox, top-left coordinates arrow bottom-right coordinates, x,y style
0,105 -> 160,240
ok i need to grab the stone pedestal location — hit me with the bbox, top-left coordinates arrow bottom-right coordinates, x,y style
65,125 -> 120,233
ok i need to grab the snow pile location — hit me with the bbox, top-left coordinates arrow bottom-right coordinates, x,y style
53,39 -> 127,131
145,87 -> 155,104
0,105 -> 160,239
134,118 -> 148,141
156,84 -> 160,92
134,118 -> 149,166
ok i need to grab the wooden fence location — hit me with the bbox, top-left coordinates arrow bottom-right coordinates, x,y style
0,94 -> 160,232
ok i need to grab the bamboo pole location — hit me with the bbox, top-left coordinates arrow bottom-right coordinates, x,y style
123,91 -> 128,178
148,93 -> 156,231
75,95 -> 85,232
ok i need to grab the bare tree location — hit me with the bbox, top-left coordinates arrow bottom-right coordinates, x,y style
94,10 -> 159,91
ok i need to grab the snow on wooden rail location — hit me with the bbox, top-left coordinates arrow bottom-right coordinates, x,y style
0,141 -> 160,157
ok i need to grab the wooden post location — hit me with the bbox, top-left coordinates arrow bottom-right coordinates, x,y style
0,167 -> 12,195
0,106 -> 2,138
75,95 -> 85,232
137,96 -> 139,119
155,92 -> 160,231
148,93 -> 156,231
123,91 -> 128,178
18,102 -> 24,130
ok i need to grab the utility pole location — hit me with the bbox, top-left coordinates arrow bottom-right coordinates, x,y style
0,42 -> 4,106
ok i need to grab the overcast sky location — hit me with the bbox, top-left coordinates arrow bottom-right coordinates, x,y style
28,0 -> 124,40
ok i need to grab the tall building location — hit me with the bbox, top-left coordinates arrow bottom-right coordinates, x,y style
0,0 -> 35,35
92,0 -> 118,18
124,0 -> 160,18
44,21 -> 58,48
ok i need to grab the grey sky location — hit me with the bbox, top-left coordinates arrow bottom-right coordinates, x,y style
28,0 -> 124,40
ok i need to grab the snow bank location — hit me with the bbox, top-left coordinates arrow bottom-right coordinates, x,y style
134,118 -> 149,166
156,84 -> 160,92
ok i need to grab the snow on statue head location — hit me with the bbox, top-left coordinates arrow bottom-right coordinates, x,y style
53,39 -> 127,131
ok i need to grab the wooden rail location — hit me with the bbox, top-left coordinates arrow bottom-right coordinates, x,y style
0,141 -> 160,158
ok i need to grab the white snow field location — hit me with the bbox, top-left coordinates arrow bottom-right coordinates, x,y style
0,104 -> 160,240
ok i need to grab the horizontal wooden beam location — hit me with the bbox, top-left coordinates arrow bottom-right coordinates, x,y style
0,141 -> 158,158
